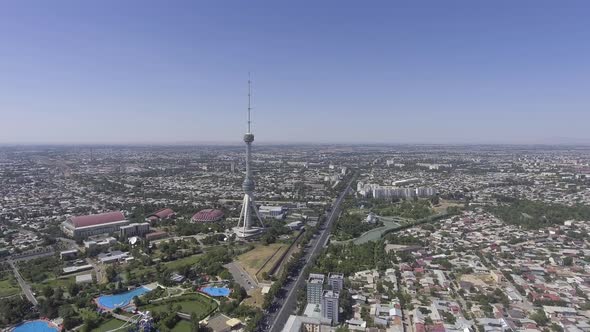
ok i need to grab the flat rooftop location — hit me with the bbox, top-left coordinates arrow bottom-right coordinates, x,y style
322,290 -> 340,299
308,273 -> 325,283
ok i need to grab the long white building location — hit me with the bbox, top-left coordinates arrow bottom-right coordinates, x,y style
62,211 -> 129,239
357,181 -> 437,199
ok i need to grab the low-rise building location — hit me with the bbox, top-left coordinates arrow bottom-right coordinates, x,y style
62,211 -> 129,239
98,251 -> 130,264
119,222 -> 150,239
60,249 -> 78,260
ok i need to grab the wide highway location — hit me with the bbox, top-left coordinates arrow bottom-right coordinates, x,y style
264,173 -> 357,332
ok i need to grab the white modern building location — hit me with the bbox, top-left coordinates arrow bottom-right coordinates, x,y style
259,205 -> 286,219
321,290 -> 340,324
328,273 -> 344,292
307,273 -> 325,304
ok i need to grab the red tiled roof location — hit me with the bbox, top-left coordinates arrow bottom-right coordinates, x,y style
431,324 -> 446,332
414,323 -> 426,332
192,209 -> 224,222
70,211 -> 126,228
150,208 -> 175,219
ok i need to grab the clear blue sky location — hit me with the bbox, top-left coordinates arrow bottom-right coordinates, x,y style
1,1 -> 589,144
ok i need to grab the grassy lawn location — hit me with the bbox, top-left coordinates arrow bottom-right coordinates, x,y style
164,254 -> 202,270
91,318 -> 128,332
127,255 -> 199,280
31,276 -> 75,294
242,287 -> 264,308
257,245 -> 289,279
0,275 -> 21,297
142,293 -> 217,320
171,320 -> 192,332
236,243 -> 285,278
42,276 -> 75,288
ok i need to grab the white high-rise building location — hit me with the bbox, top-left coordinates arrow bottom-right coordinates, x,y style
321,290 -> 340,324
328,272 -> 344,292
368,185 -> 437,199
307,273 -> 325,304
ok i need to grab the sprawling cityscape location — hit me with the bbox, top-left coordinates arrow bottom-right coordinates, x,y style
1,141 -> 590,332
2,1 -> 590,332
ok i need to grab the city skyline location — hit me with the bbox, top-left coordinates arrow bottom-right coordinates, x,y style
3,2 -> 590,329
1,1 -> 590,145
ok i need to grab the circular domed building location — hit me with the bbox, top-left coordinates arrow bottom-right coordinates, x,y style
192,209 -> 225,223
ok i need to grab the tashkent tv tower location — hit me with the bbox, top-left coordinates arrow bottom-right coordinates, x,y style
233,76 -> 265,239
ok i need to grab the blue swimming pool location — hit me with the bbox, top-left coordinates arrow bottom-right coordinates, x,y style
201,286 -> 230,297
96,286 -> 151,310
13,320 -> 58,332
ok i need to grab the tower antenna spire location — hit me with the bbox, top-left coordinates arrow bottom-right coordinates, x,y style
247,72 -> 251,133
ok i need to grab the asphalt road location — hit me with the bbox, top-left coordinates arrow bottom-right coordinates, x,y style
224,261 -> 258,290
8,260 -> 38,305
2,248 -> 55,263
265,174 -> 356,332
87,257 -> 105,284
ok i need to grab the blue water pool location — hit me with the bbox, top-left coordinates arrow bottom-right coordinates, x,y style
96,286 -> 151,310
201,286 -> 230,297
13,320 -> 58,332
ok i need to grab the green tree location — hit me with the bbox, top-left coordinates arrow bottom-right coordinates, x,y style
106,265 -> 117,282
531,309 -> 549,326
191,312 -> 200,332
550,323 -> 564,332
67,283 -> 80,297
42,285 -> 54,298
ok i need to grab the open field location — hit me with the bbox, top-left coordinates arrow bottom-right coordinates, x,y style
460,273 -> 496,287
432,199 -> 463,214
142,293 -> 217,319
259,245 -> 291,279
0,275 -> 21,297
236,243 -> 286,279
242,287 -> 265,308
35,276 -> 75,291
164,254 -> 203,270
91,318 -> 127,332
128,252 -> 205,280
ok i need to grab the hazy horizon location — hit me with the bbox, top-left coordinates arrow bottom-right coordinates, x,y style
2,1 -> 589,145
2,138 -> 590,147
